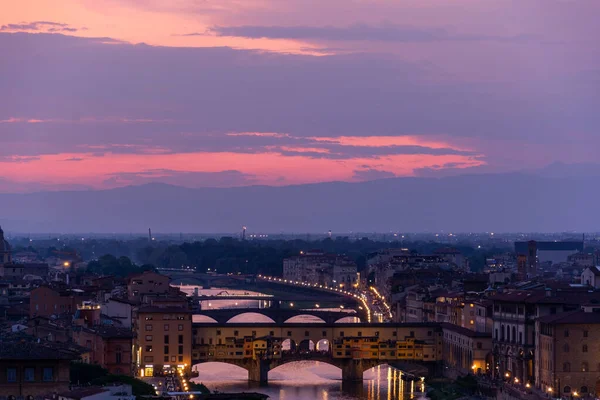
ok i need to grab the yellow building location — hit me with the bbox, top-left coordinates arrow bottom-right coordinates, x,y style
536,307 -> 600,396
441,323 -> 492,377
136,306 -> 192,377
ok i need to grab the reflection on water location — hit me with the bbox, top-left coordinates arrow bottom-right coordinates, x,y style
192,362 -> 427,400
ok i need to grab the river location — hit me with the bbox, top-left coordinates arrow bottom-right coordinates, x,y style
192,362 -> 426,400
181,285 -> 427,400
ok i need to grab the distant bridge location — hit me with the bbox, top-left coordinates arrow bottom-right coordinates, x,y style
194,308 -> 359,324
191,322 -> 441,383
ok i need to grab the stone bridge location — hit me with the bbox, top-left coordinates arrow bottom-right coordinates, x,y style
194,308 -> 360,324
191,322 -> 441,383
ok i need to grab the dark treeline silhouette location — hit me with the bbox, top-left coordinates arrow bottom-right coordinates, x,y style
11,237 -> 513,276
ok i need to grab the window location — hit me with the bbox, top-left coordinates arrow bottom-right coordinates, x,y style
179,356 -> 183,362
217,330 -> 221,336
563,344 -> 570,352
563,362 -> 571,372
564,329 -> 569,337
582,362 -> 588,372
164,324 -> 170,331
564,386 -> 572,394
270,331 -> 275,336
7,368 -> 17,382
42,367 -> 53,382
145,345 -> 153,352
178,324 -> 183,331
171,356 -> 176,362
164,335 -> 169,344
179,335 -> 183,344
164,356 -> 169,362
164,346 -> 169,354
145,324 -> 152,331
116,351 -> 122,364
581,386 -> 589,394
358,331 -> 362,337
583,344 -> 588,352
340,331 -> 344,337
179,345 -> 184,355
252,331 -> 256,337
305,331 -> 309,337
24,368 -> 35,382
477,342 -> 482,349
322,331 -> 327,337
584,330 -> 589,338
234,330 -> 239,336
145,335 -> 153,341
287,331 -> 292,337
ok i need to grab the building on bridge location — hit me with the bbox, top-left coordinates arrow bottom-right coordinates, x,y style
191,321 -> 442,383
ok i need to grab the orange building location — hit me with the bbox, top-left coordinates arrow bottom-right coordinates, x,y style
135,306 -> 192,377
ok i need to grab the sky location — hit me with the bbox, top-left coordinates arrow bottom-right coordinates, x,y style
1,0 -> 599,192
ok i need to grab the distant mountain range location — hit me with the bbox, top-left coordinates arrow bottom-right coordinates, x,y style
1,166 -> 599,233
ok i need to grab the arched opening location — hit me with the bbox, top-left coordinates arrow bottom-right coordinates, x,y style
269,360 -> 342,381
226,313 -> 276,324
298,339 -> 315,353
564,386 -> 572,394
316,338 -> 330,353
191,362 -> 248,382
335,316 -> 361,323
580,386 -> 588,394
282,338 -> 297,353
192,315 -> 219,323
284,315 -> 326,323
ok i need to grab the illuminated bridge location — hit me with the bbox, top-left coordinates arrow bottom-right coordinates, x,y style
191,322 -> 442,383
193,308 -> 362,324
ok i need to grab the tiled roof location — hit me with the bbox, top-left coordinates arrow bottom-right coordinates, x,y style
538,310 -> 600,325
138,306 -> 191,313
585,266 -> 600,276
0,338 -> 81,360
440,323 -> 491,338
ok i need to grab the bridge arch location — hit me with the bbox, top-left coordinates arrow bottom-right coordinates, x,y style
335,316 -> 361,323
192,315 -> 219,323
316,338 -> 330,352
226,312 -> 276,324
284,314 -> 327,324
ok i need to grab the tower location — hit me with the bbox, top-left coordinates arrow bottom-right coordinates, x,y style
0,226 -> 12,264
148,228 -> 152,242
527,240 -> 538,278
242,226 -> 247,240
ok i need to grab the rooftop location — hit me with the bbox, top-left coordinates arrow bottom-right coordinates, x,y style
538,309 -> 600,325
441,323 -> 492,338
138,306 -> 192,313
0,338 -> 81,360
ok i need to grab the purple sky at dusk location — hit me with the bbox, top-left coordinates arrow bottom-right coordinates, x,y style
1,0 -> 599,192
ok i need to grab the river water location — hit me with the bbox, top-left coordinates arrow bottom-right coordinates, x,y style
193,362 -> 425,400
181,285 -> 426,400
